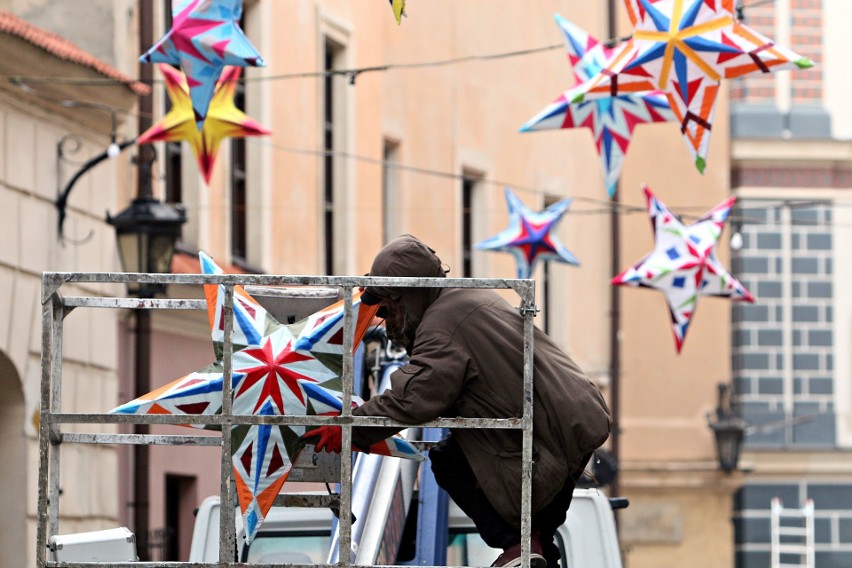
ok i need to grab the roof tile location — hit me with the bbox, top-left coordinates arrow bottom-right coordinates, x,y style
0,10 -> 149,95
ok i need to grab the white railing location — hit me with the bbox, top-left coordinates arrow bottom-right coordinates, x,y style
770,497 -> 815,568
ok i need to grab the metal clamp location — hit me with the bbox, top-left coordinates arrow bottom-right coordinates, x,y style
518,300 -> 540,317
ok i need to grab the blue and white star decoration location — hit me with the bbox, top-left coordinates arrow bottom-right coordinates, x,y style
612,185 -> 754,353
520,14 -> 674,197
140,0 -> 265,129
476,187 -> 579,279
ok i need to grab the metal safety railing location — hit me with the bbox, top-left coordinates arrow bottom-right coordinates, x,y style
37,271 -> 537,568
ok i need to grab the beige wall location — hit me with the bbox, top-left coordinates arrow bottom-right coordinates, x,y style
12,0 -> 845,564
5,0 -> 740,565
0,79 -> 131,565
117,314 -> 223,561
189,2 -> 737,566
238,0 -> 732,449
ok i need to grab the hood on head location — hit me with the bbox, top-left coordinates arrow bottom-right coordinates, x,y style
362,234 -> 447,304
362,235 -> 447,342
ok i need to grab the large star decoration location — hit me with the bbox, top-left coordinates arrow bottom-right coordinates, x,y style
141,0 -> 265,129
112,252 -> 423,543
613,185 -> 755,353
138,64 -> 270,185
571,0 -> 813,173
520,15 -> 675,197
476,187 -> 579,279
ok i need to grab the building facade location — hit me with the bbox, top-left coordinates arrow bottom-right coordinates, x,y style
0,5 -> 142,567
139,1 -> 738,565
3,1 -> 847,567
730,0 -> 852,566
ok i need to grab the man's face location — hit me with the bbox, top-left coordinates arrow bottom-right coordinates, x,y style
380,296 -> 407,345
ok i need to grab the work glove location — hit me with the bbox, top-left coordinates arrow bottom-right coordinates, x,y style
302,425 -> 342,453
301,425 -> 367,454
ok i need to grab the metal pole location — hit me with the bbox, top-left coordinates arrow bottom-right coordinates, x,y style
607,0 -> 623,503
48,304 -> 65,539
133,309 -> 151,560
36,286 -> 56,567
219,286 -> 237,563
520,281 -> 536,568
137,0 -> 154,196
133,2 -> 154,558
339,288 -> 355,564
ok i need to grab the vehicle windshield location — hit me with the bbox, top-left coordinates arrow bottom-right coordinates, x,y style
242,528 -> 494,565
448,529 -> 501,566
241,526 -> 563,565
242,531 -> 330,564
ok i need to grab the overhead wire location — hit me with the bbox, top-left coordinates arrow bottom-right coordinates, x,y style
0,0 -> 777,88
24,0 -> 837,229
1,39 -> 581,88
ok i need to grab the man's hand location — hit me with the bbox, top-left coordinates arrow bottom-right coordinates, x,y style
302,426 -> 342,453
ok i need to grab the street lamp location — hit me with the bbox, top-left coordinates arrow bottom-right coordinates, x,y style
107,180 -> 185,560
107,196 -> 186,297
707,382 -> 747,473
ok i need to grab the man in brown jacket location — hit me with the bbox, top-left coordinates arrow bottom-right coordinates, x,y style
306,235 -> 611,568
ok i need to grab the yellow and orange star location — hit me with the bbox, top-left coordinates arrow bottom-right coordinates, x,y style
138,63 -> 271,184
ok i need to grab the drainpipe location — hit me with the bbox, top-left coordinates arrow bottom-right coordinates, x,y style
133,0 -> 154,560
606,0 -> 622,503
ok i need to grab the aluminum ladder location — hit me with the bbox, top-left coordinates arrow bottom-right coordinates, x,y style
770,497 -> 815,568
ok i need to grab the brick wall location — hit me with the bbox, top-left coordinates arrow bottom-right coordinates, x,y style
735,482 -> 852,567
731,5 -> 776,104
731,1 -> 823,105
732,201 -> 835,447
791,0 -> 823,103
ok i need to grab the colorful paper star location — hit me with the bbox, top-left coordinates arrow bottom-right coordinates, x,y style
520,15 -> 675,197
112,252 -> 423,542
141,0 -> 265,129
612,185 -> 755,353
138,64 -> 270,185
389,0 -> 406,24
571,0 -> 814,173
476,187 -> 579,279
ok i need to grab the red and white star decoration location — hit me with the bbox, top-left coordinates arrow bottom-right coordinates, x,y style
613,185 -> 755,352
112,252 -> 423,543
476,187 -> 579,278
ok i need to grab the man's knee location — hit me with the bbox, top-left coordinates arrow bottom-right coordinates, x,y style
428,437 -> 472,488
428,445 -> 456,484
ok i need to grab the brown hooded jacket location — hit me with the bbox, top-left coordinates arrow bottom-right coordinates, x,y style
353,235 -> 611,526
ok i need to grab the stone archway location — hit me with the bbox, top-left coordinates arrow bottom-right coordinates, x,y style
0,350 -> 26,568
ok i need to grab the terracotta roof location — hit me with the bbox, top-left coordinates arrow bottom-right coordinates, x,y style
0,10 -> 149,95
172,250 -> 250,276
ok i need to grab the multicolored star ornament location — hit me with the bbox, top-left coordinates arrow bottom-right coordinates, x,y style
389,0 -> 406,24
520,15 -> 675,197
613,185 -> 755,353
141,0 -> 265,129
138,64 -> 270,185
112,252 -> 424,542
570,0 -> 814,173
476,187 -> 579,279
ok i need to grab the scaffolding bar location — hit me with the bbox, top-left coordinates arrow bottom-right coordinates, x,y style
48,413 -> 523,429
37,271 -> 537,568
219,286 -> 237,563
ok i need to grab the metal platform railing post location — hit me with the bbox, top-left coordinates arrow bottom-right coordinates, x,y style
520,280 -> 536,568
36,280 -> 57,567
339,287 -> 355,564
218,286 -> 237,563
